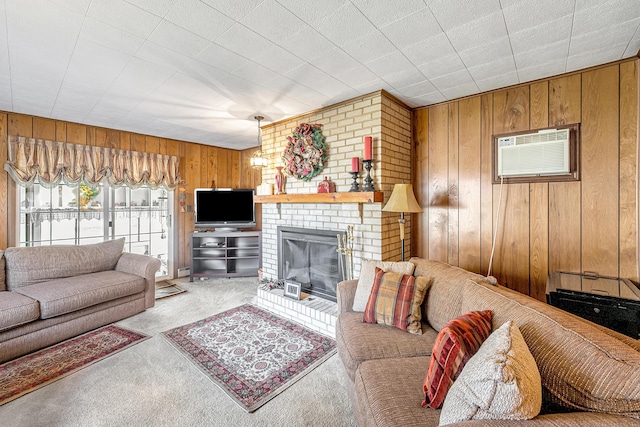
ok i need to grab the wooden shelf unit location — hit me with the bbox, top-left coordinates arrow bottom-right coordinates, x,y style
190,230 -> 261,280
254,191 -> 383,204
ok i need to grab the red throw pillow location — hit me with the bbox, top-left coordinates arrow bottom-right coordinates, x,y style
422,310 -> 493,409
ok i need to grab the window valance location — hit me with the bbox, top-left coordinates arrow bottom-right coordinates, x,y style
4,135 -> 181,189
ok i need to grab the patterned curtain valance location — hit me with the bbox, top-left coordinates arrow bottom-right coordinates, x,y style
4,135 -> 181,189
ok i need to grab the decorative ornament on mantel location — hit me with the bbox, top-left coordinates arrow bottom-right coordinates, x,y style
282,123 -> 327,181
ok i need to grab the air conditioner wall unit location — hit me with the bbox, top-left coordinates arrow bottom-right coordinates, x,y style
492,124 -> 580,184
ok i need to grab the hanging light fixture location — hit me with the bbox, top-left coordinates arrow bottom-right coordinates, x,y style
250,115 -> 268,168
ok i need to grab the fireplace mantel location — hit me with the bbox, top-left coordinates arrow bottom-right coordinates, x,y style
254,191 -> 383,204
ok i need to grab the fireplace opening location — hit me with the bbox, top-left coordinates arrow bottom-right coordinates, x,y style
278,226 -> 345,302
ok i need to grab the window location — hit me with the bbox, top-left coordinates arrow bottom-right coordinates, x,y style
18,181 -> 172,278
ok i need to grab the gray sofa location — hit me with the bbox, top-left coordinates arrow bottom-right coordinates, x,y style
0,238 -> 161,363
336,258 -> 640,426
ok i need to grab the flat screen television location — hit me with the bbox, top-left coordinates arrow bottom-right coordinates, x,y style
194,188 -> 256,230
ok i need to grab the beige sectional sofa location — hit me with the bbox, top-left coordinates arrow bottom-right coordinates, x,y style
0,238 -> 161,363
336,258 -> 640,426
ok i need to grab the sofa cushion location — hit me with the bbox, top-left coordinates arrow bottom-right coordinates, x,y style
439,320 -> 542,425
355,356 -> 441,427
352,259 -> 415,312
14,270 -> 145,319
0,250 -> 5,291
423,310 -> 493,409
337,311 -> 438,381
4,238 -> 125,290
0,291 -> 40,331
409,258 -> 493,332
363,268 -> 432,334
460,279 -> 640,419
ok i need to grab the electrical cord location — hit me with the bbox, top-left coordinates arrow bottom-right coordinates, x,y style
487,176 -> 504,279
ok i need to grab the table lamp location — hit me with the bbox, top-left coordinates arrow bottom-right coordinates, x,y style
382,183 -> 423,261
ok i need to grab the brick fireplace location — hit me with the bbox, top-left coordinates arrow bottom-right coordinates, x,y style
254,91 -> 413,337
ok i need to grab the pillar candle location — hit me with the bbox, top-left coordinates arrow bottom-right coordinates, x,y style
363,136 -> 373,160
351,157 -> 360,172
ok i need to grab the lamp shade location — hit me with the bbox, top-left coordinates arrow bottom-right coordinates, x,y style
382,183 -> 423,213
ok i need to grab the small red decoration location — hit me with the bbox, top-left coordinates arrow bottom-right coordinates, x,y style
317,176 -> 336,193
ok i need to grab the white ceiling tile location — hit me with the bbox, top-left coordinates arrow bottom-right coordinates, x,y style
475,70 -> 519,92
468,57 -> 516,83
148,20 -> 210,57
517,59 -> 566,82
623,29 -> 640,57
417,54 -> 466,79
308,47 -> 360,76
241,0 -> 307,44
396,79 -> 437,97
253,45 -> 307,75
79,17 -> 146,56
105,57 -> 175,100
136,40 -> 191,71
214,24 -> 277,59
199,0 -> 262,21
50,0 -> 92,14
430,69 -> 477,92
566,43 -> 629,72
55,85 -> 102,111
502,0 -> 574,32
447,10 -> 509,52
124,0 -> 178,16
278,28 -> 336,62
0,76 -> 12,101
509,15 -> 573,55
285,63 -> 350,97
333,64 -> 381,88
440,81 -> 480,100
570,18 -> 639,56
12,101 -> 53,117
276,0 -> 350,25
196,43 -> 248,73
164,0 -> 235,41
380,7 -> 441,48
406,91 -> 446,107
573,0 -> 640,36
180,59 -> 229,89
401,32 -> 455,67
385,67 -> 429,90
87,0 -> 162,39
233,62 -> 280,84
365,51 -> 415,79
313,3 -> 378,45
341,31 -> 397,64
50,105 -> 88,122
514,40 -> 569,69
458,37 -> 513,68
352,0 -> 426,28
63,39 -> 131,92
428,0 -> 502,32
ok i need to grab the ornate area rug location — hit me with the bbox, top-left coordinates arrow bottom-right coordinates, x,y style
162,303 -> 336,412
0,325 -> 149,405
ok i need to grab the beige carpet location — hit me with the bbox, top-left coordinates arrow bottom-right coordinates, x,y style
0,277 -> 356,427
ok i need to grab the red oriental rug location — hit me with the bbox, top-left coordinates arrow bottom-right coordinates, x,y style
162,303 -> 336,412
0,325 -> 149,405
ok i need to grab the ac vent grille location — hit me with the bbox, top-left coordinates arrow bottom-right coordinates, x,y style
497,129 -> 570,178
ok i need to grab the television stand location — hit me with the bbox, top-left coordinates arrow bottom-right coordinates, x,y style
190,230 -> 262,280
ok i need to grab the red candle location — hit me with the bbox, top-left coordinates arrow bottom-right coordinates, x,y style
351,157 -> 359,172
363,136 -> 373,160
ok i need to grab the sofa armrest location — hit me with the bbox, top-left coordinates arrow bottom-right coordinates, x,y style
116,253 -> 162,309
337,279 -> 358,314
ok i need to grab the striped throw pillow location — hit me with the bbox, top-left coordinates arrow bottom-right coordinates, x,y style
422,310 -> 493,409
363,268 -> 432,334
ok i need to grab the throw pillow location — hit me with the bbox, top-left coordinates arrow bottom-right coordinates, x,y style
422,310 -> 493,409
362,268 -> 432,334
439,321 -> 542,425
352,259 -> 415,312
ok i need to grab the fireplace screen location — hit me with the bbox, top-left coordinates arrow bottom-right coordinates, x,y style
278,227 -> 345,302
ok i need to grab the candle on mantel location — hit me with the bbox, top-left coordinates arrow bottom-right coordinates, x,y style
363,136 -> 373,160
351,157 -> 360,172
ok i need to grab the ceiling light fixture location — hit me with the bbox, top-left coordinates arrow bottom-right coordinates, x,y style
250,115 -> 267,168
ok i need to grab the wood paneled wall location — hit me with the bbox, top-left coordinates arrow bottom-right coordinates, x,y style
413,60 -> 639,301
0,112 -> 261,275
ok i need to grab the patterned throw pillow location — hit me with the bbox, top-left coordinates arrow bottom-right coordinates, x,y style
352,259 -> 416,312
422,310 -> 493,409
363,268 -> 432,334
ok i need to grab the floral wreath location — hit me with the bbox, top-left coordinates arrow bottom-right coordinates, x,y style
282,123 -> 327,181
